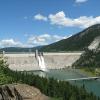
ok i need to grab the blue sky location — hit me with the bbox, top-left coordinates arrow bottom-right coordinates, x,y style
0,0 -> 100,47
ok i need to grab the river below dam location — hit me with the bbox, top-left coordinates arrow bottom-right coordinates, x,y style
31,69 -> 100,97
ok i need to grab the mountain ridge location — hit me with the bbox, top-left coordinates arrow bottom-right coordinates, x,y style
0,24 -> 100,52
40,24 -> 100,52
0,46 -> 43,53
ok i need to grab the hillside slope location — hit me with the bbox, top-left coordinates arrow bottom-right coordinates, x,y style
0,46 -> 43,53
40,24 -> 100,52
72,49 -> 100,68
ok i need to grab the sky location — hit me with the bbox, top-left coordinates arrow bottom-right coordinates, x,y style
0,0 -> 100,47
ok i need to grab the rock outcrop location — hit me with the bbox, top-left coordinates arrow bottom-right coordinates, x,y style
0,83 -> 48,100
88,36 -> 100,50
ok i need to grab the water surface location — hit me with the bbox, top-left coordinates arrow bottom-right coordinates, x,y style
32,69 -> 100,97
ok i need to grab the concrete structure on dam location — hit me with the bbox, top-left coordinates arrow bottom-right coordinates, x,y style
3,52 -> 82,71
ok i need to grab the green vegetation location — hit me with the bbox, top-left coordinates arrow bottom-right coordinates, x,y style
50,98 -> 62,100
73,49 -> 100,68
0,57 -> 100,100
80,68 -> 96,76
0,46 -> 43,52
0,57 -> 14,84
72,48 -> 100,76
40,24 -> 100,52
0,47 -> 32,52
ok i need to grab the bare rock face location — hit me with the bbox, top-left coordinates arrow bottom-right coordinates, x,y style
88,36 -> 100,50
0,83 -> 48,100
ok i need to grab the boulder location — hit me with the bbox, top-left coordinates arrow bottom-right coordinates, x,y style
0,83 -> 49,100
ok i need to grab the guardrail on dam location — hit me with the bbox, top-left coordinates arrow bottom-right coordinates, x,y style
3,52 -> 82,71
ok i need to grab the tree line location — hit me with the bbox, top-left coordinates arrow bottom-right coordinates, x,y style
72,48 -> 100,69
0,57 -> 100,100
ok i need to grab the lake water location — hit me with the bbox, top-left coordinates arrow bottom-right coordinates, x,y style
32,69 -> 100,97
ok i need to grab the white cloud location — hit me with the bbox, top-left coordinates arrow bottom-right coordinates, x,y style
0,39 -> 34,48
49,11 -> 73,27
0,39 -> 23,47
34,14 -> 48,21
52,35 -> 66,42
75,0 -> 88,3
0,34 -> 72,47
27,34 -> 51,45
49,11 -> 100,28
27,34 -> 69,46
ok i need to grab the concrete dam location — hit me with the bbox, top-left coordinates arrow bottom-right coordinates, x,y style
3,52 -> 82,71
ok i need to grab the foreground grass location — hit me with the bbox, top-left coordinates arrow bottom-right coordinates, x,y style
80,68 -> 97,77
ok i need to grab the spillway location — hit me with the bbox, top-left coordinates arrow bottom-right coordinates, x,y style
3,52 -> 82,71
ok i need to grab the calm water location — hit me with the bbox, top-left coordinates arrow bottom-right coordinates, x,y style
32,69 -> 100,97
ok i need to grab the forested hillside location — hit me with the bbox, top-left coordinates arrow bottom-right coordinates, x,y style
0,57 -> 99,100
0,46 -> 43,52
72,49 -> 100,68
40,24 -> 100,52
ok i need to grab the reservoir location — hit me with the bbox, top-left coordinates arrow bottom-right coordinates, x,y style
32,69 -> 100,97
4,52 -> 100,97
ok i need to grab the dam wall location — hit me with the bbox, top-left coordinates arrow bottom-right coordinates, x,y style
44,53 -> 82,69
4,52 -> 82,71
